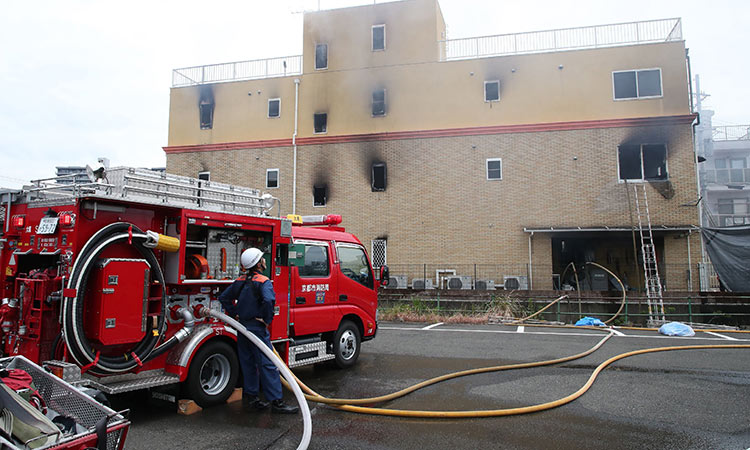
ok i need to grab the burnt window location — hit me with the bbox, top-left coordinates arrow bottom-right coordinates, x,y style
372,25 -> 385,51
313,185 -> 327,207
618,144 -> 668,181
199,99 -> 214,129
613,69 -> 662,100
313,113 -> 327,134
315,43 -> 328,70
486,158 -> 502,180
268,98 -> 280,118
197,171 -> 210,181
484,81 -> 500,102
266,169 -> 279,188
372,89 -> 386,116
372,163 -> 386,191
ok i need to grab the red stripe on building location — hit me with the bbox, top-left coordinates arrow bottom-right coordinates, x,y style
163,114 -> 697,154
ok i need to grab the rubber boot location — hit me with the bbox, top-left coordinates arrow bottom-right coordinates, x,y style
271,399 -> 299,414
243,395 -> 270,410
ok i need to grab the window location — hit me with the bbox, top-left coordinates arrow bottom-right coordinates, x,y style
268,98 -> 280,118
313,113 -> 327,134
618,144 -> 668,181
371,163 -> 386,191
199,99 -> 214,129
486,158 -> 502,180
315,43 -> 328,70
197,171 -> 210,181
266,169 -> 279,188
613,69 -> 662,100
337,244 -> 373,289
372,24 -> 385,51
298,244 -> 330,277
371,239 -> 387,269
313,185 -> 327,207
484,80 -> 500,102
372,89 -> 386,116
715,158 -> 748,183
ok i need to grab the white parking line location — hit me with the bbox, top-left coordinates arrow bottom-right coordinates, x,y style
422,322 -> 444,330
378,325 -> 750,342
516,326 -> 525,333
704,331 -> 739,341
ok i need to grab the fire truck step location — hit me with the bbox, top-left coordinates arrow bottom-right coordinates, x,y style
288,341 -> 335,368
83,370 -> 181,395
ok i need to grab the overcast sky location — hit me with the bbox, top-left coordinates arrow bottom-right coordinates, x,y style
1,0 -> 747,188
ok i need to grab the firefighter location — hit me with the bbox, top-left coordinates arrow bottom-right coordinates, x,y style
219,247 -> 299,414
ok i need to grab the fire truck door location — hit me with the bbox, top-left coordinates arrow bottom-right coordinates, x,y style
335,243 -> 377,337
291,241 -> 339,337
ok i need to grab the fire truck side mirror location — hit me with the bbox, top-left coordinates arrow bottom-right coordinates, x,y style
379,266 -> 390,286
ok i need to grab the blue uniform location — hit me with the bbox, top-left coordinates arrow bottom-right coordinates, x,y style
219,271 -> 282,401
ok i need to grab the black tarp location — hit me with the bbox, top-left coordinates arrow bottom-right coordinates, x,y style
702,225 -> 750,292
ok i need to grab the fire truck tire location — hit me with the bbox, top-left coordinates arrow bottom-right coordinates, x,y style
184,340 -> 239,407
332,320 -> 360,369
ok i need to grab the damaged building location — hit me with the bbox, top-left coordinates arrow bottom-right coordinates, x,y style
164,0 -> 701,291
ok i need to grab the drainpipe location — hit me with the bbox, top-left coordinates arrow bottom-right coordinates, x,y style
292,78 -> 300,215
527,232 -> 534,290
687,230 -> 693,292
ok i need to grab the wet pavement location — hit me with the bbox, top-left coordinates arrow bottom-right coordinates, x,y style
117,322 -> 750,449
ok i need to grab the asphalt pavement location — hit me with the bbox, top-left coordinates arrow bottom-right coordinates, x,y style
118,322 -> 750,450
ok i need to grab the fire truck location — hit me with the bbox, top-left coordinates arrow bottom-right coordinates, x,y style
0,167 -> 387,407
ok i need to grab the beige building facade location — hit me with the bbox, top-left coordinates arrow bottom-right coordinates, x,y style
166,0 -> 701,291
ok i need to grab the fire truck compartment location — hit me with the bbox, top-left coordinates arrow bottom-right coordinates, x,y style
84,258 -> 150,346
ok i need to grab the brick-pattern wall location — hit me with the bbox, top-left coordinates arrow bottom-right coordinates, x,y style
167,123 -> 700,290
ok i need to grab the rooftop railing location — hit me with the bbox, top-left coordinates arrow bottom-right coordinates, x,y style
172,55 -> 302,87
172,18 -> 682,87
713,126 -> 750,141
440,18 -> 682,61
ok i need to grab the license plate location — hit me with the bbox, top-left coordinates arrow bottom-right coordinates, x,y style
37,217 -> 59,235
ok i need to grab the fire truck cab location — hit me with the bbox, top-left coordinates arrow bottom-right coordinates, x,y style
0,167 -> 386,407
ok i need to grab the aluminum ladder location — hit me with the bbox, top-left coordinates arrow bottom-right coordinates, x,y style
633,183 -> 665,325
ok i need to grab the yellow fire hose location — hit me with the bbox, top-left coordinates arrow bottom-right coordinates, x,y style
275,260 -> 747,419
281,336 -> 749,418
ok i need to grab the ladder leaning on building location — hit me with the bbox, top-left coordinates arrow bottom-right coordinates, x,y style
631,183 -> 667,325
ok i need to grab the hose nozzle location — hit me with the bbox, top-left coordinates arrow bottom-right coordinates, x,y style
144,230 -> 180,252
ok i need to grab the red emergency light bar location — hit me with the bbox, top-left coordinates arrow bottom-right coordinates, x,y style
11,215 -> 24,228
287,214 -> 342,226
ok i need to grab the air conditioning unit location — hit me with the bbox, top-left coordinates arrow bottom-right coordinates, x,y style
446,276 -> 472,290
503,276 -> 528,290
411,278 -> 434,290
386,275 -> 408,289
475,280 -> 496,290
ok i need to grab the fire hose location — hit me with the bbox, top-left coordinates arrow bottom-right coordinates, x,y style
198,308 -> 312,450
62,222 -> 186,375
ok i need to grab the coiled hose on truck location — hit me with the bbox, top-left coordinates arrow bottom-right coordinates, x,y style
62,222 -> 177,375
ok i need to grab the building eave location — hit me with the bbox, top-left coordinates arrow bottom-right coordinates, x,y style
164,114 -> 698,154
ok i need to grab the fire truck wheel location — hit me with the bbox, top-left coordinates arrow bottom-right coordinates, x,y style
332,320 -> 360,369
185,340 -> 239,408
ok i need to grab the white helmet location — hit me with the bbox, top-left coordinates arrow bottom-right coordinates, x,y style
240,248 -> 263,270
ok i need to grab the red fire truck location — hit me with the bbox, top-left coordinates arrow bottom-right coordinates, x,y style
0,167 -> 386,406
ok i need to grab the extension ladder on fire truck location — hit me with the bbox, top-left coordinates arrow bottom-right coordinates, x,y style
19,167 -> 274,218
632,183 -> 666,325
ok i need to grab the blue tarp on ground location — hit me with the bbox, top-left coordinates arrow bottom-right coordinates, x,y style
575,317 -> 606,327
659,322 -> 695,336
